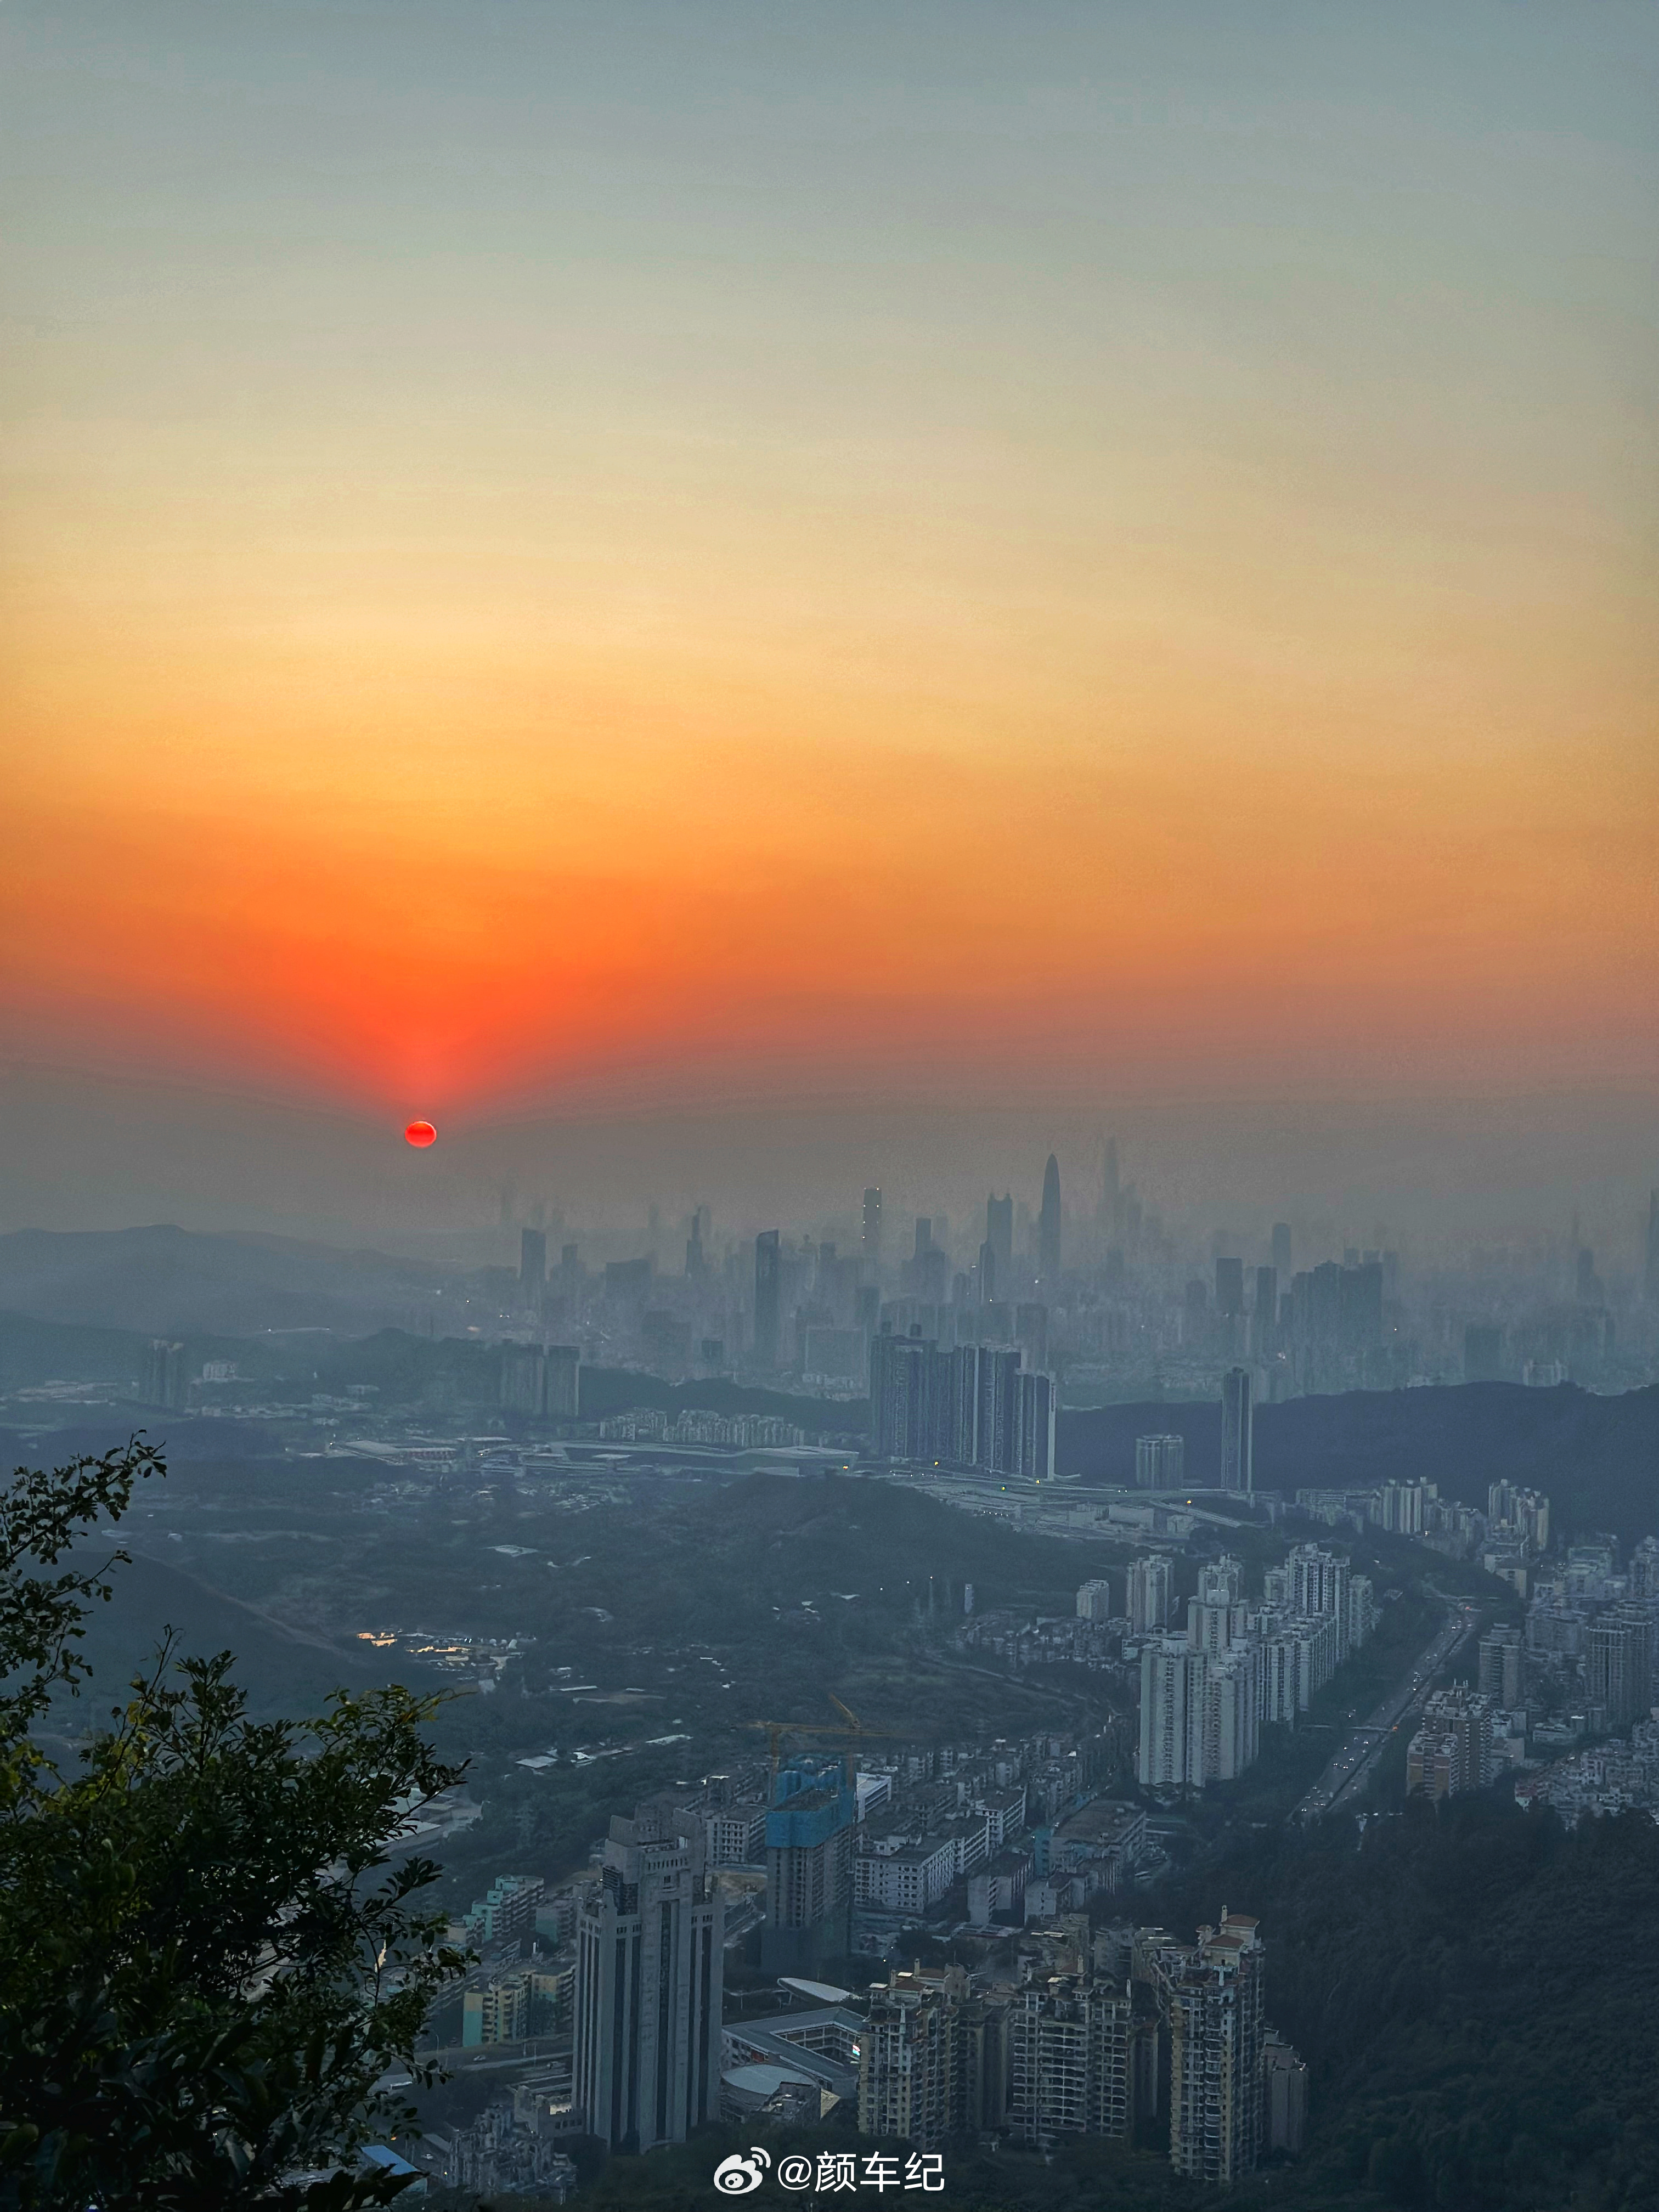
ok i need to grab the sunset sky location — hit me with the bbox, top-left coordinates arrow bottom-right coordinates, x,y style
2,2 -> 1655,1239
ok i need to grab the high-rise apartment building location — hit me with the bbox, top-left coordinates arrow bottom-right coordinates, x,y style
859,1980 -> 959,2151
1477,1625 -> 1525,1708
762,1760 -> 857,1975
1220,1369 -> 1253,1494
1007,1978 -> 1136,2149
1166,1915 -> 1265,2186
1015,1368 -> 1054,1481
545,1343 -> 581,1420
574,1803 -> 723,2152
753,1230 -> 781,1371
1136,1434 -> 1184,1491
1075,1579 -> 1113,1622
141,1339 -> 189,1411
1588,1615 -> 1651,1729
1286,1544 -> 1353,1660
1127,1554 -> 1173,1634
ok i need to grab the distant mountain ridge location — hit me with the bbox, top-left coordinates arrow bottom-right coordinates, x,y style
1058,1382 -> 1659,1546
0,1224 -> 442,1337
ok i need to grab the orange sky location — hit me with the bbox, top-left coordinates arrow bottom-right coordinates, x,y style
3,2 -> 1656,1139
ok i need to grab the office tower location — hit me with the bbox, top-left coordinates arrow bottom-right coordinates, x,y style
1136,1433 -> 1184,1491
684,1207 -> 706,1279
141,1340 -> 189,1411
753,1230 -> 781,1370
1076,1578 -> 1113,1622
1647,1190 -> 1659,1302
545,1344 -> 581,1421
986,1193 -> 1014,1284
1008,1980 -> 1135,2149
574,1803 -> 723,2152
862,1187 -> 883,1263
1220,1369 -> 1252,1493
763,1760 -> 857,1974
1166,1915 -> 1265,2186
1127,1554 -> 1172,1634
1249,1266 -> 1277,1362
1014,1369 -> 1054,1480
519,1227 -> 546,1297
1038,1155 -> 1063,1285
1214,1256 -> 1244,1319
977,1239 -> 997,1304
1270,1222 -> 1293,1280
1477,1626 -> 1525,1708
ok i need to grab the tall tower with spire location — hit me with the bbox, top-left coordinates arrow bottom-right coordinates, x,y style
1039,1154 -> 1062,1286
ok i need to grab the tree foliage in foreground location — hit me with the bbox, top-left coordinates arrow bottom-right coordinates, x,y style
0,1440 -> 467,2209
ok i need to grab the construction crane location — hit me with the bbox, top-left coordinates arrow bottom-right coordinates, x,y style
746,1694 -> 914,1787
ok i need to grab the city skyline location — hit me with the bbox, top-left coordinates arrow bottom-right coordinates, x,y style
3,1 -> 1655,1246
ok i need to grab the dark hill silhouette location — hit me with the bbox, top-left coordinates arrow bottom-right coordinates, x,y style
0,1224 -> 441,1338
1057,1381 -> 1659,1545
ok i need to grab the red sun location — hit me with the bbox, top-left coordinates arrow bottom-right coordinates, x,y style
404,1120 -> 438,1148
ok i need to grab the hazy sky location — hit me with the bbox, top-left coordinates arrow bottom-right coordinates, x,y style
2,3 -> 1655,1242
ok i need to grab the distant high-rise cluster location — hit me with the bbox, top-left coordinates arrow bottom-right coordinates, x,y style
1135,1432 -> 1184,1490
869,1330 -> 1053,1480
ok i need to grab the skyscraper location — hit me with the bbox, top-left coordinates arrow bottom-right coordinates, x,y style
574,1802 -> 724,2152
1038,1155 -> 1062,1285
986,1192 -> 1013,1284
520,1226 -> 546,1296
862,1187 -> 883,1263
753,1230 -> 781,1370
1214,1256 -> 1244,1319
1220,1368 -> 1253,1494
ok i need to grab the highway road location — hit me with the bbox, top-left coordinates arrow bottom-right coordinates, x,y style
1295,1589 -> 1482,1821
